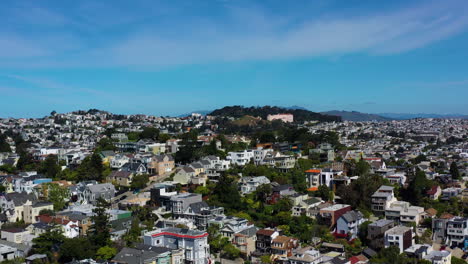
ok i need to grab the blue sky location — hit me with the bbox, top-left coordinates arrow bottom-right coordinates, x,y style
1,0 -> 468,117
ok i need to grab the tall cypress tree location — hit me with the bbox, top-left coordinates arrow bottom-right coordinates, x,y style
88,198 -> 111,249
450,161 -> 460,180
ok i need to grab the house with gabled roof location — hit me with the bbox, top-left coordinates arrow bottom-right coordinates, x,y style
336,210 -> 365,240
107,171 -> 134,187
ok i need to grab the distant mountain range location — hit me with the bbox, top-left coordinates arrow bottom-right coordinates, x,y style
178,107 -> 468,121
322,110 -> 391,122
378,113 -> 468,119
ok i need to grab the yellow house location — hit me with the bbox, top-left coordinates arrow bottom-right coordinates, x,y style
107,171 -> 134,187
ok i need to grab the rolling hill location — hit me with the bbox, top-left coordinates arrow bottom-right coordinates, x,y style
322,110 -> 392,122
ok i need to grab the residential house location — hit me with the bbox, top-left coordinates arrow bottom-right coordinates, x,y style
143,227 -> 210,264
336,210 -> 365,240
0,244 -> 18,262
441,187 -> 461,201
110,154 -> 130,169
107,171 -> 134,187
292,197 -> 322,217
98,150 -> 115,165
305,168 -> 343,190
384,226 -> 415,253
233,226 -> 258,257
150,182 -> 178,210
445,217 -> 468,248
367,219 -> 396,250
119,162 -> 147,175
309,143 -> 335,162
255,228 -> 280,254
226,150 -> 254,166
112,246 -> 172,264
1,228 -> 30,244
0,192 -> 37,223
253,148 -> 274,165
239,176 -> 271,195
147,154 -> 174,175
56,212 -> 92,236
209,215 -> 258,256
271,235 -> 299,258
385,201 -> 424,224
426,186 -> 442,200
371,186 -> 397,214
36,215 -> 79,238
267,184 -> 297,204
432,213 -> 455,244
173,166 -> 196,185
288,246 -> 322,264
319,204 -> 352,228
23,201 -> 53,223
170,193 -> 224,230
81,183 -> 116,205
404,244 -> 452,264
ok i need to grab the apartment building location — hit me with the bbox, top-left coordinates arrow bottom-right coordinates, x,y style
384,226 -> 415,253
143,227 -> 209,264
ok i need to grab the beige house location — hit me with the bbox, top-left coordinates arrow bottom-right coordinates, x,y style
173,166 -> 196,185
23,201 -> 54,223
107,171 -> 134,187
148,154 -> 175,175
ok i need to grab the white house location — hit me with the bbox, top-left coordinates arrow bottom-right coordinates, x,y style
239,176 -> 271,195
226,150 -> 254,166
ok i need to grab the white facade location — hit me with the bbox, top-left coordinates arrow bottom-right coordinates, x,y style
144,228 -> 210,264
226,150 -> 254,166
267,114 -> 294,123
239,176 -> 271,195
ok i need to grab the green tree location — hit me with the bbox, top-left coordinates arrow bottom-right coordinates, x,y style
260,255 -> 272,263
88,198 -> 111,249
96,138 -> 117,152
123,218 -> 142,246
139,127 -> 160,140
316,185 -> 332,201
355,158 -> 371,176
45,183 -> 69,211
449,162 -> 460,180
221,243 -> 241,260
207,224 -> 228,255
0,134 -> 11,152
372,246 -> 409,264
336,174 -> 388,211
451,257 -> 466,264
358,221 -> 372,245
95,246 -> 117,260
211,175 -> 243,212
254,184 -> 272,203
39,208 -> 55,216
59,237 -> 95,262
32,227 -> 66,261
38,155 -> 61,179
77,153 -> 104,181
405,170 -> 433,205
194,186 -> 210,196
130,174 -> 149,190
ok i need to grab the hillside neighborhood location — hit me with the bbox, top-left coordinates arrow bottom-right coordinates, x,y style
0,107 -> 466,264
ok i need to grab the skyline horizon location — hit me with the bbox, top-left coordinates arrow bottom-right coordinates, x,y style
1,105 -> 468,119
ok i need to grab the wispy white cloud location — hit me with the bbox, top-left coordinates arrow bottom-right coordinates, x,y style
0,0 -> 467,68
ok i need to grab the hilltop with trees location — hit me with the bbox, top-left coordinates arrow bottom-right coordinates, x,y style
209,105 -> 341,123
